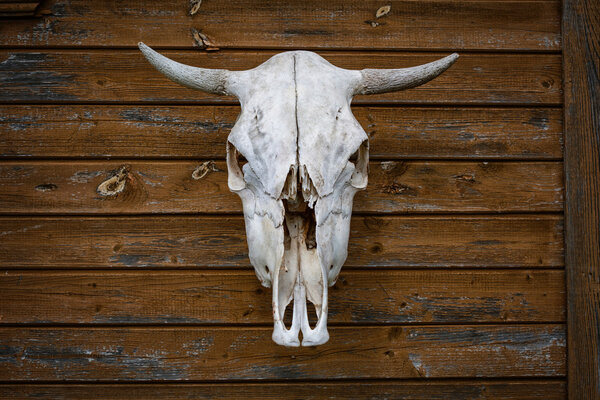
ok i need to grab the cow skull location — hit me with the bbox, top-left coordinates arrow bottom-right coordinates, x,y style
139,43 -> 458,347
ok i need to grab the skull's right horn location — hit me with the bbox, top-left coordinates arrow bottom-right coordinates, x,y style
353,53 -> 459,95
138,42 -> 240,96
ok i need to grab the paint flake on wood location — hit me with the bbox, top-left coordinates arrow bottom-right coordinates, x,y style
0,215 -> 564,268
0,161 -> 564,214
0,270 -> 565,324
0,0 -> 569,391
0,0 -> 560,50
0,51 -> 562,105
0,325 -> 566,381
0,106 -> 564,159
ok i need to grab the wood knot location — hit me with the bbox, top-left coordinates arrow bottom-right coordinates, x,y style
376,5 -> 391,18
382,182 -> 416,196
453,174 -> 476,183
388,326 -> 403,341
380,161 -> 408,176
192,161 -> 218,180
370,242 -> 384,254
191,28 -> 219,51
35,183 -> 57,192
97,165 -> 129,196
189,0 -> 202,15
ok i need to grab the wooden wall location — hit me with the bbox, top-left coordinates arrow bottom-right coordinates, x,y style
0,0 -> 565,398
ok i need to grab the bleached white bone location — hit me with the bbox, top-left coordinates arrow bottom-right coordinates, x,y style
139,43 -> 458,346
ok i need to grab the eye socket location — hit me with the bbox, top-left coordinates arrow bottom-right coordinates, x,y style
264,265 -> 270,274
350,140 -> 369,189
226,142 -> 247,191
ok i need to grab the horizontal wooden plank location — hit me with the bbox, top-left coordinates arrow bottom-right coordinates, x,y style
0,0 -> 560,51
0,216 -> 564,268
0,161 -> 564,214
0,325 -> 566,380
0,1 -> 40,17
0,106 -> 564,160
0,380 -> 567,400
0,270 -> 565,324
0,51 -> 562,105
0,105 -> 565,159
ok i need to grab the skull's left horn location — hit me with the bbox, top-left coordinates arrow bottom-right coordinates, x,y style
353,53 -> 459,95
139,42 -> 238,96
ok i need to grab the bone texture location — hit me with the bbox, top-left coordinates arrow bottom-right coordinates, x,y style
138,42 -> 235,95
139,43 -> 458,347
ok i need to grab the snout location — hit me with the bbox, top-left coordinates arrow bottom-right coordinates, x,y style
272,214 -> 329,347
271,215 -> 329,347
272,275 -> 330,347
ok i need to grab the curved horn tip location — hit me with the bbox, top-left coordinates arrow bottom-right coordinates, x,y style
355,52 -> 460,96
138,42 -> 153,58
447,52 -> 459,63
138,42 -> 153,55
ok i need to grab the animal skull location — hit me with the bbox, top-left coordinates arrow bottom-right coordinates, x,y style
139,43 -> 458,347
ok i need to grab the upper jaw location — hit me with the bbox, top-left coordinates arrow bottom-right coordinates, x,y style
271,213 -> 329,347
228,143 -> 368,347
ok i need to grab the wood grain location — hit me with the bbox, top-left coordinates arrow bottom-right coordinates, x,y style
0,380 -> 567,400
0,106 -> 564,160
0,0 -> 569,394
0,51 -> 562,105
0,0 -> 560,51
0,1 -> 41,17
0,325 -> 566,380
0,161 -> 564,214
0,270 -> 565,325
563,0 -> 600,397
0,215 -> 564,268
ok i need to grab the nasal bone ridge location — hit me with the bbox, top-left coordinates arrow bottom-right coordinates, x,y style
274,267 -> 329,347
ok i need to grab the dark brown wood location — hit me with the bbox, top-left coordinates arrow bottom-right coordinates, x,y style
0,1 -> 40,17
0,106 -> 564,160
0,51 -> 562,105
0,215 -> 564,268
0,0 -> 560,51
0,380 -> 567,399
0,270 -> 565,325
0,325 -> 566,380
563,0 -> 600,397
0,0 -> 570,394
0,161 -> 564,214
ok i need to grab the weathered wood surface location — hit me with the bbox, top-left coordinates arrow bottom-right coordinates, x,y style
0,215 -> 564,268
0,1 -> 41,17
0,325 -> 566,380
0,51 -> 562,105
0,380 -> 567,400
0,161 -> 564,214
0,270 -> 565,324
563,0 -> 600,397
0,0 -> 561,51
0,106 -> 564,160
